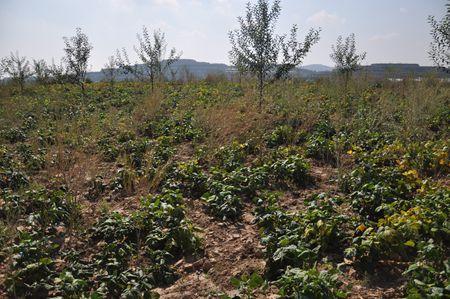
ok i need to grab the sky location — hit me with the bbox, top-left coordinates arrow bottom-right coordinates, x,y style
0,0 -> 448,71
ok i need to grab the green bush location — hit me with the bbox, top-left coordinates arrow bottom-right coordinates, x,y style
277,266 -> 347,298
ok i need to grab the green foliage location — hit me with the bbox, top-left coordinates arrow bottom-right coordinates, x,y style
86,175 -> 107,201
0,73 -> 448,298
16,143 -> 46,171
257,193 -> 348,278
306,120 -> 337,164
306,134 -> 336,164
5,232 -> 58,297
164,160 -> 207,198
345,188 -> 449,268
269,153 -> 311,187
215,141 -> 255,171
403,240 -> 449,298
0,168 -> 29,190
1,127 -> 27,143
230,272 -> 267,298
229,0 -> 320,104
277,266 -> 347,298
152,136 -> 175,167
1,187 -> 80,229
330,33 -> 366,81
111,167 -> 136,195
141,113 -> 202,143
202,180 -> 243,220
266,125 -> 294,148
4,187 -> 199,297
428,2 -> 450,70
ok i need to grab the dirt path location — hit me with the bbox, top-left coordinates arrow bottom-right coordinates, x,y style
156,200 -> 267,298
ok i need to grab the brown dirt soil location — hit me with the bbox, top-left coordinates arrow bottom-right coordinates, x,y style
155,200 -> 267,298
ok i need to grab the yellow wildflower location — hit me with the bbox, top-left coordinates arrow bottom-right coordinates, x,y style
357,224 -> 367,232
403,169 -> 419,179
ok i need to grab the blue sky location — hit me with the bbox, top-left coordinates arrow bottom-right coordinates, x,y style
0,0 -> 447,70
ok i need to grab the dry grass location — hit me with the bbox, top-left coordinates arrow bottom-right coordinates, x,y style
194,95 -> 278,150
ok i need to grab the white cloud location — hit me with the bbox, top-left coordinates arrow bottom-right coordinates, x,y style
153,0 -> 179,8
369,32 -> 399,41
213,0 -> 232,16
103,0 -> 136,12
307,10 -> 346,25
190,0 -> 202,6
181,29 -> 206,39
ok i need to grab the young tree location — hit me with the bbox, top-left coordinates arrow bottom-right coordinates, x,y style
116,48 -> 145,81
428,1 -> 449,71
330,33 -> 366,89
1,51 -> 33,92
49,58 -> 68,85
0,63 -> 4,83
117,26 -> 182,91
33,59 -> 50,85
229,0 -> 320,108
102,56 -> 119,89
63,28 -> 93,93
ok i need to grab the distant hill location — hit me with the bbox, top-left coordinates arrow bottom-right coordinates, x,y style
87,59 -> 232,82
358,63 -> 449,79
301,64 -> 333,72
86,59 -> 449,82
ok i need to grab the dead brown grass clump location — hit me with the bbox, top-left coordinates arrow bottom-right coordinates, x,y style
194,97 -> 279,150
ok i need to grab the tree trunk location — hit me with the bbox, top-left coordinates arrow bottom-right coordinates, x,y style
150,73 -> 154,92
258,72 -> 264,110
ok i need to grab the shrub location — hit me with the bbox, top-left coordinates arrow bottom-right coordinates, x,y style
269,154 -> 311,187
266,125 -> 294,148
202,181 -> 243,220
403,240 -> 449,298
257,193 -> 348,278
277,266 -> 347,298
1,127 -> 27,143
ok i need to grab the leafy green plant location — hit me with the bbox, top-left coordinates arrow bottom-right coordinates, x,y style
202,181 -> 243,220
345,188 -> 449,267
0,169 -> 29,190
111,168 -> 136,195
164,160 -> 207,198
257,193 -> 348,278
266,125 -> 294,148
306,134 -> 336,164
86,175 -> 107,201
403,240 -> 449,298
5,232 -> 59,298
1,127 -> 27,143
269,153 -> 311,187
230,272 -> 267,298
152,136 -> 175,167
141,113 -> 202,142
277,266 -> 347,298
215,141 -> 255,171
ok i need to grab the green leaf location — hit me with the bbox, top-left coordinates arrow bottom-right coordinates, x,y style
230,277 -> 241,288
404,240 -> 415,247
248,273 -> 264,289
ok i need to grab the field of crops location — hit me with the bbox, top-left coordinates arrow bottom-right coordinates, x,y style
0,78 -> 448,298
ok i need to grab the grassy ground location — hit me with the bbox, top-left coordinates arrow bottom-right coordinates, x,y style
0,77 -> 448,298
